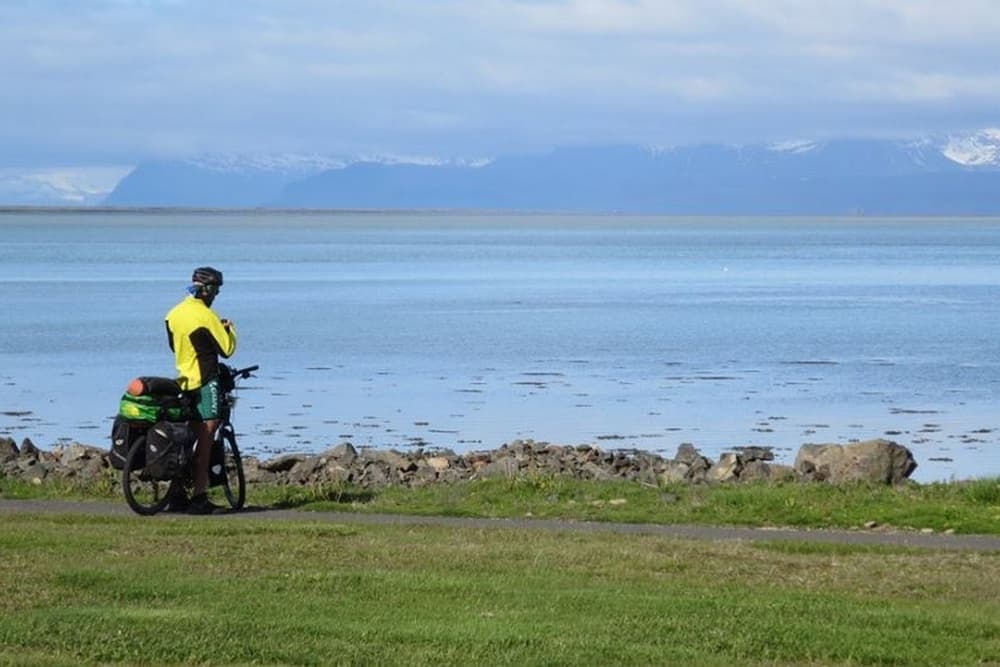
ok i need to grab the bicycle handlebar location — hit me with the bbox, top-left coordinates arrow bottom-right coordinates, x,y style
231,364 -> 259,380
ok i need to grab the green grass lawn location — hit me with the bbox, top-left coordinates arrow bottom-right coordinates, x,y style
246,474 -> 1000,536
2,471 -> 999,665
1,510 -> 998,666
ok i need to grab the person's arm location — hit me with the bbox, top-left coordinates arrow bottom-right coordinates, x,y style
208,314 -> 237,358
165,320 -> 175,352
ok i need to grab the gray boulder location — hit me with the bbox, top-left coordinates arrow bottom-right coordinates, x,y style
260,453 -> 306,473
10,457 -> 50,483
0,437 -> 18,463
580,461 -> 614,481
323,463 -> 354,484
241,457 -> 278,484
321,442 -> 358,467
287,456 -> 323,484
674,443 -> 712,482
707,452 -> 741,482
19,438 -> 41,460
740,461 -> 796,482
363,449 -> 414,472
658,461 -> 691,485
476,457 -> 519,479
734,446 -> 774,462
795,439 -> 917,484
358,461 -> 393,488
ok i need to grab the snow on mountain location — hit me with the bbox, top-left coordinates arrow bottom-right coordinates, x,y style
183,153 -> 347,174
335,153 -> 492,168
181,152 -> 488,174
0,166 -> 133,206
767,140 -> 819,154
942,128 -> 1000,167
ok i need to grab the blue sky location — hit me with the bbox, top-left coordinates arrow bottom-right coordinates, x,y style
3,0 -> 1000,168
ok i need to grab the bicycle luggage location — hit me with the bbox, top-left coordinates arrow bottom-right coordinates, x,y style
118,376 -> 188,423
129,376 -> 182,397
144,421 -> 192,481
108,415 -> 148,470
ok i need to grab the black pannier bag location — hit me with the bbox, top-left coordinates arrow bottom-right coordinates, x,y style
144,421 -> 192,481
109,416 -> 148,470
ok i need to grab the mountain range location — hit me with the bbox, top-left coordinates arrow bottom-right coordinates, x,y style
11,130 -> 1000,213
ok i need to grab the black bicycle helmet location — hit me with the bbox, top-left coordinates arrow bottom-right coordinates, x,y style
192,266 -> 223,287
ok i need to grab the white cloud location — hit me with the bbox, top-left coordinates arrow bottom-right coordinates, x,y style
843,71 -> 1000,103
1,0 -> 999,164
496,0 -> 708,35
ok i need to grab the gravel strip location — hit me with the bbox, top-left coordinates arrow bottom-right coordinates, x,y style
2,498 -> 998,552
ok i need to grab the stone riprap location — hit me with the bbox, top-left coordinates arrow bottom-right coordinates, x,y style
0,436 -> 918,488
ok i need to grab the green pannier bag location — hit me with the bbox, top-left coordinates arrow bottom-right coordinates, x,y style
118,393 -> 163,422
117,376 -> 189,423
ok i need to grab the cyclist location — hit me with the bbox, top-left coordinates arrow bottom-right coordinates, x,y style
164,266 -> 237,514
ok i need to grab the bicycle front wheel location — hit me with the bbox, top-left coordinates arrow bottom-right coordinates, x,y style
211,427 -> 246,510
121,436 -> 173,515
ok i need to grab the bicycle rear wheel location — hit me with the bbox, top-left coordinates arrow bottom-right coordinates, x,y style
121,436 -> 173,515
211,426 -> 245,510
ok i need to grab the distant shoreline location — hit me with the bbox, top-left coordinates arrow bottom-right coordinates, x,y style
3,206 -> 1000,219
0,205 -> 534,215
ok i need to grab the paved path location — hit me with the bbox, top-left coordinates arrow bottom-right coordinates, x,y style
2,498 -> 998,552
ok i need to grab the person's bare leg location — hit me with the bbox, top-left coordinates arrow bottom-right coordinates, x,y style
193,419 -> 218,497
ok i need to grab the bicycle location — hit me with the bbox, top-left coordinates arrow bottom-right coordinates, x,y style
120,363 -> 259,515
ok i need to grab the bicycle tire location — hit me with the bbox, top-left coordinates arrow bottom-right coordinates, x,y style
215,427 -> 246,510
121,435 -> 173,516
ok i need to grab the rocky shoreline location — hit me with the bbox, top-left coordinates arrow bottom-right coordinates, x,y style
1,435 -> 918,488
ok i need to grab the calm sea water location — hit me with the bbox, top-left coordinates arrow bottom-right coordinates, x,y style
2,211 -> 999,482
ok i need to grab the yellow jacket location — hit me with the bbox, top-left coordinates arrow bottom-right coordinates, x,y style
164,296 -> 237,390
